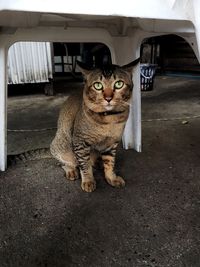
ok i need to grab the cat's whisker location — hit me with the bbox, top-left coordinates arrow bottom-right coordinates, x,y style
119,100 -> 133,107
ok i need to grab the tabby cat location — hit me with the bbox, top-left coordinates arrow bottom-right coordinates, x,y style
50,58 -> 140,192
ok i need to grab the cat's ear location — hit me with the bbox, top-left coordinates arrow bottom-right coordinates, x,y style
121,58 -> 140,74
76,60 -> 94,77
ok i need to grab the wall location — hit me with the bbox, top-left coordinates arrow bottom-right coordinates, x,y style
7,42 -> 53,84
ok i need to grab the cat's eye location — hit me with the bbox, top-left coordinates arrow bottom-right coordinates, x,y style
93,82 -> 103,90
114,80 -> 124,89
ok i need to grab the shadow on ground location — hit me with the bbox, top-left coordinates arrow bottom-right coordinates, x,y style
0,76 -> 200,267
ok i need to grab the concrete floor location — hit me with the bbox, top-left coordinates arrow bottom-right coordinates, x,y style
1,76 -> 200,267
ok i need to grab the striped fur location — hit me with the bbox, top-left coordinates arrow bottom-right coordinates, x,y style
7,148 -> 52,166
51,60 -> 139,192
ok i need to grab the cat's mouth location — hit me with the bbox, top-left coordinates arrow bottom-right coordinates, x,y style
105,105 -> 113,111
98,110 -> 125,116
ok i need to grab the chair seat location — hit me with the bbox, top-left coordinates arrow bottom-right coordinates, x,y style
0,0 -> 200,170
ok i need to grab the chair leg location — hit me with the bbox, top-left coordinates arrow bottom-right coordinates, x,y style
0,46 -> 7,171
112,36 -> 141,152
195,31 -> 200,64
122,62 -> 141,151
192,1 -> 200,63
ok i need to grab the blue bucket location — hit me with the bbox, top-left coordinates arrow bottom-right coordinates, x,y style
140,64 -> 157,91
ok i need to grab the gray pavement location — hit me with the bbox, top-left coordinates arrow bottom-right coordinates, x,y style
1,76 -> 200,267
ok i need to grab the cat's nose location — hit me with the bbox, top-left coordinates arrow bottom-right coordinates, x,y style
103,88 -> 114,102
104,96 -> 113,103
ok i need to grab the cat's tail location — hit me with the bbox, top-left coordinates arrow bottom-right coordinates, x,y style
7,148 -> 52,166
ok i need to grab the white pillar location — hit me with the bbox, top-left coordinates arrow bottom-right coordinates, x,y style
112,36 -> 141,151
123,62 -> 141,151
0,44 -> 7,171
192,0 -> 200,63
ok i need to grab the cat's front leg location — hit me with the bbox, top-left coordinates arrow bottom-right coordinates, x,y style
102,145 -> 125,188
73,142 -> 96,192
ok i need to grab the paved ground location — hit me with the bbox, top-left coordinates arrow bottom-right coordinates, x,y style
1,76 -> 200,267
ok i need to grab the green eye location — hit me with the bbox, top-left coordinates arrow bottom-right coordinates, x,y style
114,80 -> 124,89
93,82 -> 103,90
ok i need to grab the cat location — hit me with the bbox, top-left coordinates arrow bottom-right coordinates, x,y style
50,58 -> 140,192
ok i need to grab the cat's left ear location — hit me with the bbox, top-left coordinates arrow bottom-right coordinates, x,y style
76,60 -> 94,77
121,58 -> 140,74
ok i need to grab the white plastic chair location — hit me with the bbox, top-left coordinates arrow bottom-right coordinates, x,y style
0,0 -> 200,171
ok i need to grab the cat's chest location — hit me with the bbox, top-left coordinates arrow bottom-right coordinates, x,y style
75,110 -> 125,147
93,125 -> 123,151
94,136 -> 117,152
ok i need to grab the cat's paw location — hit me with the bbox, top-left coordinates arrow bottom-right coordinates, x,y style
63,167 -> 79,181
106,176 -> 125,188
61,164 -> 79,181
81,180 -> 96,192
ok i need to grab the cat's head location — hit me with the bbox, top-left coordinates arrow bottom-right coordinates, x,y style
77,58 -> 140,114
